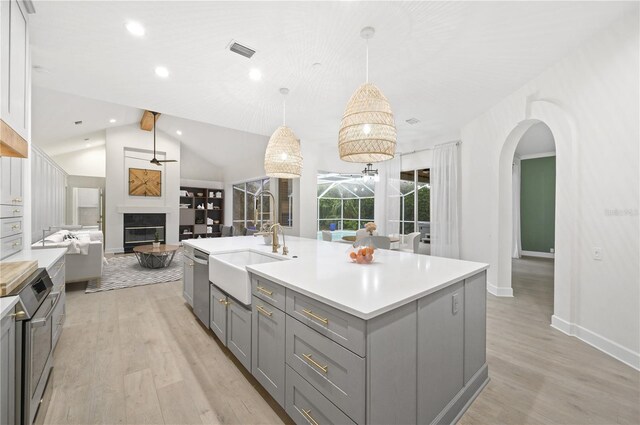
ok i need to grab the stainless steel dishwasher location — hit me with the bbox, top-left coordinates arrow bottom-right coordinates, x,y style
191,249 -> 211,327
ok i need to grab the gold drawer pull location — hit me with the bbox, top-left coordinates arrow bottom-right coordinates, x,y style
302,309 -> 328,325
9,311 -> 26,320
256,305 -> 272,317
256,285 -> 273,296
301,409 -> 319,425
302,353 -> 328,374
13,209 -> 20,214
11,224 -> 20,230
12,241 -> 20,248
218,298 -> 230,306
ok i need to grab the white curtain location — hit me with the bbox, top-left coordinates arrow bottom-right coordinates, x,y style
385,156 -> 401,236
512,159 -> 522,258
431,142 -> 460,258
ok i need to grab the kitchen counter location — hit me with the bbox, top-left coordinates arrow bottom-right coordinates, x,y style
183,236 -> 487,319
5,247 -> 67,269
0,296 -> 20,319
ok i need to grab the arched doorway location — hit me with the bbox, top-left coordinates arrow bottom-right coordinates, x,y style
496,98 -> 578,331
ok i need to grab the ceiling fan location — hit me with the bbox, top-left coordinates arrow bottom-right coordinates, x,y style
149,111 -> 178,166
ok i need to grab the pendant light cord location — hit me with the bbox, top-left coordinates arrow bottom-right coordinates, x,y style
365,39 -> 369,83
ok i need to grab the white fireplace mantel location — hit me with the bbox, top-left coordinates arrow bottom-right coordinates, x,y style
116,206 -> 173,214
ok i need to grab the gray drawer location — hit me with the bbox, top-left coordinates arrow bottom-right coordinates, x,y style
286,290 -> 366,356
0,234 -> 22,259
52,291 -> 66,349
286,365 -> 356,425
0,205 -> 22,218
252,275 -> 286,311
48,257 -> 66,289
286,316 -> 365,424
0,218 -> 22,238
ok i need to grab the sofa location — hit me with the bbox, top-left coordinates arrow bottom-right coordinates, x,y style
32,228 -> 104,283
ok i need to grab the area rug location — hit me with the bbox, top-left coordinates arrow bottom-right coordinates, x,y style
85,251 -> 183,293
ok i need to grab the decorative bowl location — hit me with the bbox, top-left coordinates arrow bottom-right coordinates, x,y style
347,245 -> 375,264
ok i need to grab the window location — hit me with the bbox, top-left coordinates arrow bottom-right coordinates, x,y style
317,172 -> 375,236
395,168 -> 430,235
278,178 -> 293,227
232,178 -> 270,231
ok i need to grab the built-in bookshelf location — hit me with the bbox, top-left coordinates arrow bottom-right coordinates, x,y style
179,186 -> 224,241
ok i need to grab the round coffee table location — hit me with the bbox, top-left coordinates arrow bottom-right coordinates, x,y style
133,244 -> 179,269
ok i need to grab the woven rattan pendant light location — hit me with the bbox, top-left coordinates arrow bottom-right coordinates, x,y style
264,88 -> 303,178
339,26 -> 396,163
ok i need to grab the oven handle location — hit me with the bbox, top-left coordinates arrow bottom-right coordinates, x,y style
31,292 -> 61,328
191,256 -> 208,266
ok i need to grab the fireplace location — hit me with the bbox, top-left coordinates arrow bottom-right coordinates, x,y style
123,213 -> 166,253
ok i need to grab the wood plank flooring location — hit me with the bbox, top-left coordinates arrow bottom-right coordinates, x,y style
43,256 -> 639,425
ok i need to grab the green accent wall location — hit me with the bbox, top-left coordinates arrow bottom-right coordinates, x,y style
520,156 -> 555,253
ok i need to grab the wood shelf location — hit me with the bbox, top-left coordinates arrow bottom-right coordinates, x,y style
179,186 -> 224,241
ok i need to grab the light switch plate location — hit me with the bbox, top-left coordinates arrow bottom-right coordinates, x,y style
593,247 -> 603,261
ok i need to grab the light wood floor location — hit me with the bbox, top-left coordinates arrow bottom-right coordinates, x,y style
43,256 -> 639,425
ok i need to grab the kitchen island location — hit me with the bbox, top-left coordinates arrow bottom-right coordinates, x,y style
183,236 -> 489,425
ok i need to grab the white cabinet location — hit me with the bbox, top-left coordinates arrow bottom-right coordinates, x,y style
0,156 -> 23,204
1,0 -> 30,141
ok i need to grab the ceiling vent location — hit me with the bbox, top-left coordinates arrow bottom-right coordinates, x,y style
229,41 -> 256,59
405,118 -> 420,125
74,120 -> 83,125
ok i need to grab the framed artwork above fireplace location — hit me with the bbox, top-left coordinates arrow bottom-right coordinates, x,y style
129,168 -> 161,197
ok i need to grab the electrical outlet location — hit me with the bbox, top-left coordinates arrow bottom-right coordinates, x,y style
593,247 -> 603,261
452,293 -> 459,314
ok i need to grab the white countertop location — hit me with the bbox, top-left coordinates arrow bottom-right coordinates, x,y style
184,236 -> 488,320
0,296 -> 20,319
5,247 -> 67,270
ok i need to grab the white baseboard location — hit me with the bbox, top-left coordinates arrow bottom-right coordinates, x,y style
105,248 -> 124,254
487,282 -> 513,297
522,250 -> 555,259
551,315 -> 639,371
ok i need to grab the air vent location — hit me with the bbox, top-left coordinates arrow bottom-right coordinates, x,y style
74,120 -> 83,125
229,41 -> 256,59
406,118 -> 420,125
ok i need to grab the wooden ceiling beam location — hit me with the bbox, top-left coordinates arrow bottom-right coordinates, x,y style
140,110 -> 160,131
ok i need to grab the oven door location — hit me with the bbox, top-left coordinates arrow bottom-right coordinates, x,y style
26,291 -> 59,424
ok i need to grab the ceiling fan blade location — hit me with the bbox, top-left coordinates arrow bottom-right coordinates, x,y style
155,159 -> 178,163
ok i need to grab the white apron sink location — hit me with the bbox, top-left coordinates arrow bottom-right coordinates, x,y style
209,250 -> 286,304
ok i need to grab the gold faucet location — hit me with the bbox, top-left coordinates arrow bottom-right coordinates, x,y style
269,223 -> 288,255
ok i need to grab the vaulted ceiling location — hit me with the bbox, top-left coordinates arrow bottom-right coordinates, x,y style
30,1 -> 633,151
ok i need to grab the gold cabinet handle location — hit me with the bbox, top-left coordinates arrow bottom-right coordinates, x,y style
302,353 -> 328,374
13,209 -> 20,214
302,309 -> 328,325
256,285 -> 273,296
301,409 -> 319,425
10,311 -> 26,320
218,298 -> 230,306
12,241 -> 20,247
11,224 -> 20,230
256,305 -> 272,317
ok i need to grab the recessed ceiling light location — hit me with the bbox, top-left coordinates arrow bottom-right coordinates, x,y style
249,68 -> 262,81
155,66 -> 169,78
109,118 -> 116,123
126,21 -> 145,37
176,130 -> 182,136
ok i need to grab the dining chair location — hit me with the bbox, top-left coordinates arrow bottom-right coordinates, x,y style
399,232 -> 421,253
355,228 -> 378,241
221,226 -> 233,237
321,230 -> 333,242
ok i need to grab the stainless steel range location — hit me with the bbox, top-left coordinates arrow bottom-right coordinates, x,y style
8,268 -> 56,425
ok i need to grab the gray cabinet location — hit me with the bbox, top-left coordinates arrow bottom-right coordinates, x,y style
183,257 -> 194,307
210,284 -> 227,343
0,157 -> 24,260
209,284 -> 252,372
417,281 -> 465,425
252,296 -> 285,406
0,312 -> 16,425
227,300 -> 251,371
48,255 -> 66,349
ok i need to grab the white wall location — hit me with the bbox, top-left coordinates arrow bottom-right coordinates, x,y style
181,144 -> 224,182
51,144 -> 106,177
104,124 -> 181,253
459,12 -> 639,369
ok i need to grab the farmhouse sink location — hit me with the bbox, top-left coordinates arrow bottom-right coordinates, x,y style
209,250 -> 286,304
